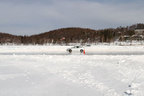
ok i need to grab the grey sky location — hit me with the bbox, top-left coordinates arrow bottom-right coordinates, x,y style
0,0 -> 144,35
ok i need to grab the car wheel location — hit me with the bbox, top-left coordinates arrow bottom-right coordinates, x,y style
68,49 -> 72,53
80,49 -> 83,53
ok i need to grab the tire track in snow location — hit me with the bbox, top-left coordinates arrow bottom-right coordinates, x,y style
57,70 -> 120,96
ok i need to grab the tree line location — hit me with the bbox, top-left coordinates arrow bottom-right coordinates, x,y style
0,23 -> 144,45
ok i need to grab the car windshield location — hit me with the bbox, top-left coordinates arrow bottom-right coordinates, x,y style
76,46 -> 80,48
71,46 -> 82,48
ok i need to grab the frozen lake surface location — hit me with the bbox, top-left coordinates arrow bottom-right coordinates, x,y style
0,45 -> 144,55
0,45 -> 144,96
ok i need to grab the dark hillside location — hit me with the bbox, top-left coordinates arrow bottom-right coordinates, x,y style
0,23 -> 144,45
0,32 -> 21,44
29,27 -> 99,44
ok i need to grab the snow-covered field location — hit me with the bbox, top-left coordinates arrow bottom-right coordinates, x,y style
0,45 -> 144,96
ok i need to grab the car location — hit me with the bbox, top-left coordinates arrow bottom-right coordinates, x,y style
66,45 -> 85,54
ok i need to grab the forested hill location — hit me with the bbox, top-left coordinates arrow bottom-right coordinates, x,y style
0,24 -> 144,45
0,32 -> 21,44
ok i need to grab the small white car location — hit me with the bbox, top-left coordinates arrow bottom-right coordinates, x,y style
66,45 -> 84,53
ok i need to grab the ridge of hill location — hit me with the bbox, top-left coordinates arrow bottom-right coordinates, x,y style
0,24 -> 144,44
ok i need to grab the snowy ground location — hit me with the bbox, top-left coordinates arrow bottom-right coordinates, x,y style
0,45 -> 144,96
0,45 -> 144,55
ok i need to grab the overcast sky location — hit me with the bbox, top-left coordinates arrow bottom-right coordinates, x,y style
0,0 -> 144,35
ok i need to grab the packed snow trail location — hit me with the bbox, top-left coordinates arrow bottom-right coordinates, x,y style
0,52 -> 144,96
0,45 -> 144,55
